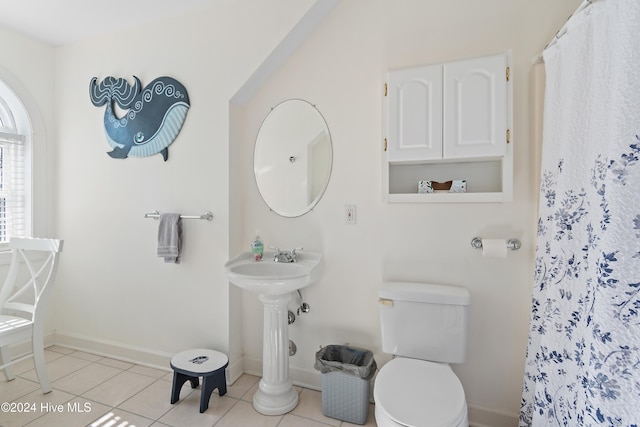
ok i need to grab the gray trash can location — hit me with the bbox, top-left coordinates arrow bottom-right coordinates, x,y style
314,345 -> 377,425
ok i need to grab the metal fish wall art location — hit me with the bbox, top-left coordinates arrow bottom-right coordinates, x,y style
89,76 -> 190,161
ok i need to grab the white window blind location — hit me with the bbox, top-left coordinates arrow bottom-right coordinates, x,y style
0,130 -> 25,244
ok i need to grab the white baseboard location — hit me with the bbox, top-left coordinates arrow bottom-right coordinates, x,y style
45,335 -> 519,426
467,404 -> 519,427
242,356 -> 262,378
243,356 -> 321,389
52,331 -> 242,385
244,355 -> 518,427
53,331 -> 174,372
4,331 -> 55,361
226,355 -> 244,385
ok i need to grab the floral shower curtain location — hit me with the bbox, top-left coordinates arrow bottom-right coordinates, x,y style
520,0 -> 640,426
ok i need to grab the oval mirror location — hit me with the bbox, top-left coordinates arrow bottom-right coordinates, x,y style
254,100 -> 332,217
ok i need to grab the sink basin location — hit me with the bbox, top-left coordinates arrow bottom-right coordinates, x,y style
225,251 -> 323,295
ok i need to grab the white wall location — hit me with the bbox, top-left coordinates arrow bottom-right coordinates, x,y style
0,0 -> 584,424
235,0 -> 582,424
51,0 -> 314,374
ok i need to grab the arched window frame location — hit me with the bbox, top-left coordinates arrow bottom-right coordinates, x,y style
0,80 -> 32,249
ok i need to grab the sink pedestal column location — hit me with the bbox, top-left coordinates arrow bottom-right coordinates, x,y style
253,293 -> 298,415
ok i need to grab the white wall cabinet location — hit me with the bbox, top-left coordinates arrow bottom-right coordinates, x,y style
384,52 -> 512,202
443,54 -> 508,159
387,64 -> 443,162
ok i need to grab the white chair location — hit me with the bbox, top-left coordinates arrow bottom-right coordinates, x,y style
0,237 -> 63,393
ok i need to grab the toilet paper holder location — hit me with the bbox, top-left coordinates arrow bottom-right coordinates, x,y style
471,237 -> 521,251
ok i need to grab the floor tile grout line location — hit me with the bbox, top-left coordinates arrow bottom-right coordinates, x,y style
112,376 -> 172,424
7,352 -> 173,426
10,355 -> 135,425
49,350 -> 172,396
48,357 -> 124,397
5,377 -> 339,427
5,348 -> 372,427
210,394 -> 242,427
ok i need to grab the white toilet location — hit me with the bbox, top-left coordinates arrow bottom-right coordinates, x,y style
374,281 -> 471,427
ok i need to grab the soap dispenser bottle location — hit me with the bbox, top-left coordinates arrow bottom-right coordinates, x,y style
251,231 -> 264,261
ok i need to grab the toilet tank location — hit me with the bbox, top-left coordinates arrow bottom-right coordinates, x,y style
379,282 -> 471,363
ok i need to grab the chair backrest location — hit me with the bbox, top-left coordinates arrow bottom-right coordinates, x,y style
0,238 -> 63,325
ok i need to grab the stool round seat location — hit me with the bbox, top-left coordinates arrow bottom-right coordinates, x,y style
170,349 -> 228,413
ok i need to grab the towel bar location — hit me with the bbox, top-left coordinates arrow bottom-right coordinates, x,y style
144,210 -> 213,221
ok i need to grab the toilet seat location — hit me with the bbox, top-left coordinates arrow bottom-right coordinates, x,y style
374,358 -> 467,427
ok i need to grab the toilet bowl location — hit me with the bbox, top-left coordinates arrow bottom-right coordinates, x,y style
374,358 -> 468,427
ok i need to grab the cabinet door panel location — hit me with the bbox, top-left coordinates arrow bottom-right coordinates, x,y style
388,65 -> 443,161
444,54 -> 507,158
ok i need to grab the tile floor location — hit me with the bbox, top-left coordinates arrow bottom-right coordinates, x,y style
0,346 -> 377,427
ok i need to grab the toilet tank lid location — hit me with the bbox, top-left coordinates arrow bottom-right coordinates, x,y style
380,282 -> 471,305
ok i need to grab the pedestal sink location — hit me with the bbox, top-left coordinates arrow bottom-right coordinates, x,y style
225,251 -> 323,415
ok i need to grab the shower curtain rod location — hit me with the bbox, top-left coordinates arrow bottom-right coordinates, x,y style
546,0 -> 594,50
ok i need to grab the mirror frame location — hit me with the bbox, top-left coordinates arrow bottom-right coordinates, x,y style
253,99 -> 333,217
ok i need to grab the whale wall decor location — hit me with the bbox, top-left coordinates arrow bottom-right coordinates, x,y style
89,76 -> 190,161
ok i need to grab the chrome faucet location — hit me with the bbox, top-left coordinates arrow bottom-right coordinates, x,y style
272,247 -> 302,263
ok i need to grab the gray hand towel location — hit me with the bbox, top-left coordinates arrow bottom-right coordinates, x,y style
157,213 -> 182,263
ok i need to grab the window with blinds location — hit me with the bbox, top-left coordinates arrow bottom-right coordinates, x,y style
0,97 -> 27,245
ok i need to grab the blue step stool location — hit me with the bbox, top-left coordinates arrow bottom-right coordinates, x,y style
170,348 -> 229,413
